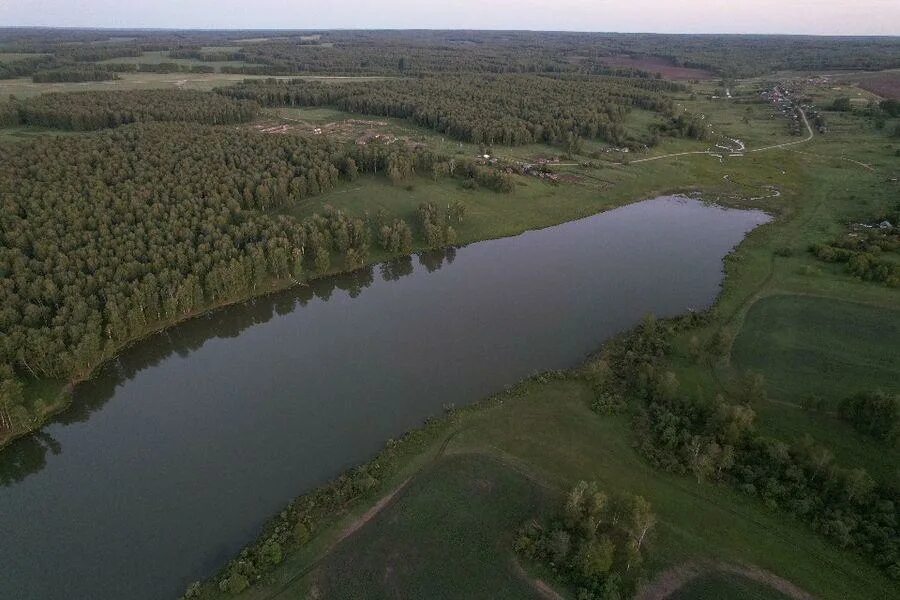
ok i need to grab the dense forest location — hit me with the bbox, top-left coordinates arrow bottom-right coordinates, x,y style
1,90 -> 259,130
217,33 -> 900,78
220,75 -> 679,146
2,29 -> 899,80
30,66 -> 119,83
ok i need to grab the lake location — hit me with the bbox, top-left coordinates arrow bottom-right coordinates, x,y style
0,196 -> 769,599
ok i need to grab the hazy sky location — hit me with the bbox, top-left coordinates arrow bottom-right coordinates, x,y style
2,0 -> 899,35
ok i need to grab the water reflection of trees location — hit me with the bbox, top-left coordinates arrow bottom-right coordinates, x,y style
380,256 -> 414,281
418,246 -> 456,272
0,431 -> 60,487
0,248 -> 458,484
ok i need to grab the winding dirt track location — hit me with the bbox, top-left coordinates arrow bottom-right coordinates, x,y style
631,106 -> 814,165
635,561 -> 818,600
511,558 -> 566,600
750,108 -> 815,152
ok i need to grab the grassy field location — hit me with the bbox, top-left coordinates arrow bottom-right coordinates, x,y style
732,295 -> 900,405
308,454 -> 553,599
676,81 -> 775,142
203,380 -> 898,600
730,295 -> 900,484
271,101 -> 796,249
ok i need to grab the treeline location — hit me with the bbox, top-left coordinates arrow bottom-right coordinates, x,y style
882,100 -> 900,118
416,202 -> 461,248
1,90 -> 258,130
169,48 -> 248,62
0,45 -> 144,80
218,38 -> 578,76
589,315 -> 900,579
53,45 -> 144,63
102,62 -> 216,74
32,67 -> 119,83
0,53 -> 59,79
1,123 -> 335,381
219,75 -> 679,147
516,482 -> 656,599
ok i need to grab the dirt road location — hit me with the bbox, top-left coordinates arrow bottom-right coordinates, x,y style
631,107 -> 814,165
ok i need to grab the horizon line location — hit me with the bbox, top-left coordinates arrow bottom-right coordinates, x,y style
1,25 -> 898,38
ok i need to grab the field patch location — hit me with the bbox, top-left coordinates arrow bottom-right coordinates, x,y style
200,380 -> 894,600
307,453 -> 554,599
732,295 -> 900,407
667,570 -> 799,600
840,69 -> 900,100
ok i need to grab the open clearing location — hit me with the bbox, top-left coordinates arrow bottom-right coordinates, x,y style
730,295 -> 900,484
732,295 -> 900,406
306,454 -> 553,600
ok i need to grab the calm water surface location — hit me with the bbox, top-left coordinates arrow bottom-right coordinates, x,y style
0,196 -> 769,599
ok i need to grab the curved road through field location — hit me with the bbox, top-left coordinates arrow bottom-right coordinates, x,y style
630,106 -> 814,164
750,107 -> 815,153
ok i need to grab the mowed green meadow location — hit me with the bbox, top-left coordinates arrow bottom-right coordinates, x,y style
309,454 -> 553,600
732,295 -> 900,405
730,295 -> 900,484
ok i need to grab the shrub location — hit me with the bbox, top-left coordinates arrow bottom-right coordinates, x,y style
838,391 -> 899,443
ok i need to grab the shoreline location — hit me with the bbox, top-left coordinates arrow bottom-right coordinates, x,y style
0,184 -> 714,453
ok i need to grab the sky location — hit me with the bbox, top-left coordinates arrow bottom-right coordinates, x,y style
2,0 -> 899,36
